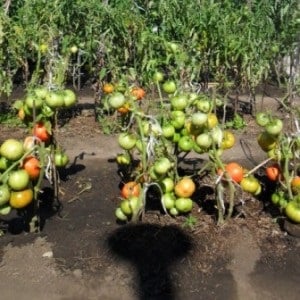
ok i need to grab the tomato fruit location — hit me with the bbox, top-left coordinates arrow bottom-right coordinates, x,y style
162,124 -> 175,139
9,188 -> 34,209
115,206 -> 128,221
154,157 -> 172,175
240,176 -> 261,194
62,89 -> 77,107
130,87 -> 146,100
0,139 -> 24,161
210,126 -> 223,146
174,177 -> 196,198
221,131 -> 235,149
23,136 -> 36,152
120,199 -> 133,215
257,132 -> 277,152
161,193 -> 176,210
45,91 -> 64,108
206,113 -> 218,129
170,94 -> 188,111
0,184 -> 10,206
121,181 -> 141,199
285,200 -> 300,223
265,118 -> 283,136
153,71 -> 164,82
291,176 -> 300,194
160,177 -> 175,193
171,111 -> 186,130
25,94 -> 43,110
108,92 -> 126,109
22,156 -> 41,180
0,157 -> 9,170
117,102 -> 130,114
178,135 -> 194,152
0,204 -> 11,215
118,133 -> 136,150
102,83 -> 115,94
196,133 -> 213,149
116,153 -> 131,165
224,162 -> 244,183
191,112 -> 208,126
70,45 -> 78,54
33,122 -> 51,142
266,164 -> 281,181
162,80 -> 177,94
8,169 -> 30,191
175,197 -> 193,213
255,112 -> 270,127
196,99 -> 211,113
54,150 -> 69,168
34,86 -> 48,99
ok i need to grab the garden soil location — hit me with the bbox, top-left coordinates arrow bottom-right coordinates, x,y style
0,89 -> 300,300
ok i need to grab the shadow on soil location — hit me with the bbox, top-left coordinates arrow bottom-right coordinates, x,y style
107,223 -> 193,300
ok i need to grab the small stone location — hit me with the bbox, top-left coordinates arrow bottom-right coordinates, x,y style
73,268 -> 83,279
42,251 -> 53,258
283,219 -> 300,238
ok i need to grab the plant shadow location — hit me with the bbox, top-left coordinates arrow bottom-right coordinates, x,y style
106,223 -> 193,300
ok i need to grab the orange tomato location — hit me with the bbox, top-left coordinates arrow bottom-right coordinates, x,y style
265,164 -> 281,181
10,188 -> 34,209
291,176 -> 300,194
130,87 -> 146,100
121,181 -> 141,199
219,162 -> 244,183
117,102 -> 131,114
174,177 -> 196,198
102,83 -> 114,94
22,156 -> 41,180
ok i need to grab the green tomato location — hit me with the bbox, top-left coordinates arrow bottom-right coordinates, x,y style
54,151 -> 69,168
196,99 -> 212,113
170,94 -> 188,111
62,89 -> 77,107
285,200 -> 300,223
178,135 -> 194,152
0,139 -> 24,161
160,177 -> 175,193
162,81 -> 177,94
255,112 -> 270,127
196,133 -> 213,149
115,206 -> 128,221
162,124 -> 175,139
25,94 -> 43,110
161,193 -> 176,210
33,86 -> 48,99
265,118 -> 283,136
0,204 -> 11,216
0,184 -> 11,206
8,170 -> 30,191
171,110 -> 186,130
118,133 -> 137,150
153,71 -> 164,82
154,157 -> 172,175
191,112 -> 208,126
45,91 -> 64,108
175,197 -> 193,213
108,92 -> 126,109
240,176 -> 260,194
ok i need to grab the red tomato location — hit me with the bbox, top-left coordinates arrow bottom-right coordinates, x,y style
33,122 -> 51,142
121,181 -> 141,199
219,162 -> 244,183
130,87 -> 146,100
22,156 -> 41,180
265,164 -> 281,181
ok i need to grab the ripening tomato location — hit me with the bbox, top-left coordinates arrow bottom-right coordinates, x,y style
206,113 -> 218,129
221,131 -> 235,149
291,176 -> 300,194
117,102 -> 131,114
22,156 -> 41,180
174,177 -> 196,198
220,162 -> 244,183
33,122 -> 51,143
240,176 -> 261,194
121,181 -> 141,199
266,164 -> 281,181
130,87 -> 146,100
257,132 -> 277,152
9,188 -> 33,209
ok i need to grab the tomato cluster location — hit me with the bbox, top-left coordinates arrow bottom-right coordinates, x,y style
109,77 -> 240,222
255,112 -> 300,223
